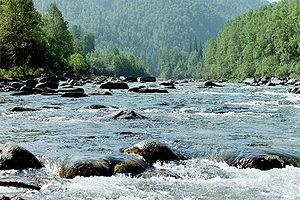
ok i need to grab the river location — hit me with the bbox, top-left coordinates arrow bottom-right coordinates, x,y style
0,82 -> 300,199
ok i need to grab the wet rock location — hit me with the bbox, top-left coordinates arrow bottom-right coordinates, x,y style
0,144 -> 43,170
114,157 -> 152,176
123,76 -> 138,82
100,82 -> 129,89
204,81 -> 222,87
128,87 -> 168,93
112,110 -> 147,120
243,78 -> 257,86
0,181 -> 40,190
85,104 -> 107,109
0,196 -> 25,200
59,159 -> 114,179
36,76 -> 59,89
25,79 -> 38,88
90,90 -> 113,96
10,107 -> 40,112
123,141 -> 182,164
10,82 -> 24,90
138,76 -> 156,83
136,168 -> 180,179
61,92 -> 88,98
159,81 -> 175,87
10,90 -> 32,96
286,79 -> 297,85
218,150 -> 300,170
288,87 -> 300,94
59,87 -> 85,93
270,77 -> 286,85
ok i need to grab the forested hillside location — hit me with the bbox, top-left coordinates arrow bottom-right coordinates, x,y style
202,0 -> 300,81
33,0 -> 268,76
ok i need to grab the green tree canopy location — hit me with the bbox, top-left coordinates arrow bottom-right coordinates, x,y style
202,0 -> 300,81
0,0 -> 43,69
42,3 -> 73,72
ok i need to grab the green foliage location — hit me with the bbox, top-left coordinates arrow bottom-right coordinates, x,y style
86,48 -> 149,77
33,0 -> 267,76
42,3 -> 73,72
0,66 -> 44,79
203,0 -> 300,81
69,53 -> 89,77
71,25 -> 95,56
0,0 -> 44,69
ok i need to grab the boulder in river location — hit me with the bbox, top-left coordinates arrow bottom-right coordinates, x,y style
112,110 -> 147,120
122,141 -> 182,164
113,157 -> 152,176
100,82 -> 129,89
59,159 -> 114,179
0,144 -> 43,170
61,92 -> 88,98
204,81 -> 222,87
85,104 -> 108,109
137,76 -> 156,83
10,107 -> 40,112
218,150 -> 300,170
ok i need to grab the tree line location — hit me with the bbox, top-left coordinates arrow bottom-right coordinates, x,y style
202,0 -> 300,81
0,0 -> 149,79
33,0 -> 267,77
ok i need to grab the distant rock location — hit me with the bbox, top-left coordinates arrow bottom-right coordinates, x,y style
128,87 -> 168,93
61,92 -> 88,98
59,87 -> 85,93
112,110 -> 147,120
85,104 -> 107,109
0,144 -> 43,170
90,90 -> 113,96
100,82 -> 129,89
288,87 -> 300,94
204,81 -> 222,87
138,76 -> 156,83
243,78 -> 257,86
10,107 -> 40,112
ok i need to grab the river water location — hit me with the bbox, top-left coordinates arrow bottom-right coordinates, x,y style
0,82 -> 300,199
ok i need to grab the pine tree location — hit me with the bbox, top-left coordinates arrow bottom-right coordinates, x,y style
43,3 -> 73,72
0,0 -> 42,69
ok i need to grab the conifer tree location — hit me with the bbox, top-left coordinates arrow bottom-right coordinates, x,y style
43,3 -> 73,72
0,0 -> 42,69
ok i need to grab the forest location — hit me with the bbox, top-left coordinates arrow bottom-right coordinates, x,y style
202,0 -> 300,81
32,0 -> 268,78
0,0 -> 149,79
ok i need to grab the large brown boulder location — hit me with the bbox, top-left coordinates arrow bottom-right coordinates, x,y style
59,159 -> 114,179
0,145 -> 43,170
123,141 -> 182,164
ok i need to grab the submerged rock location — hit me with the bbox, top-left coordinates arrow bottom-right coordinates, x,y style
218,150 -> 300,170
0,144 -> 43,170
59,159 -> 113,179
85,104 -> 108,109
112,110 -> 147,120
123,141 -> 182,164
136,168 -> 180,179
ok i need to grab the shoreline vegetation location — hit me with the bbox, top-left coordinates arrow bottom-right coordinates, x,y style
1,0 -> 299,83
